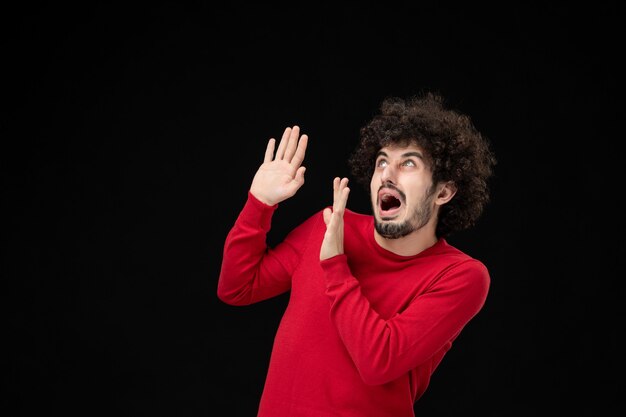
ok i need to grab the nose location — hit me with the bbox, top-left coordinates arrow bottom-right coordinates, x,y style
380,163 -> 396,185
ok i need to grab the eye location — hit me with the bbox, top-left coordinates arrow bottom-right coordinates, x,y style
402,160 -> 416,167
376,159 -> 388,168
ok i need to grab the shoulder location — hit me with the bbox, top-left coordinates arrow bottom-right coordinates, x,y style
433,240 -> 490,289
284,206 -> 372,238
344,208 -> 372,225
436,240 -> 487,267
311,207 -> 372,226
290,207 -> 372,243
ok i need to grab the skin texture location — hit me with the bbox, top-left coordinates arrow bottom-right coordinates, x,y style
321,176 -> 350,260
348,94 -> 496,238
250,126 -> 308,207
222,95 -> 495,415
248,124 -> 348,261
370,144 -> 456,257
249,126 -> 457,261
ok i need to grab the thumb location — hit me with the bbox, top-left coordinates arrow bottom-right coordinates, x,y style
323,207 -> 332,226
295,166 -> 306,183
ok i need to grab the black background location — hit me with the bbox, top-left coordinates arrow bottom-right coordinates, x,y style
3,2 -> 624,416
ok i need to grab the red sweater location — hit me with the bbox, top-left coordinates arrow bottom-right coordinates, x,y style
218,192 -> 490,417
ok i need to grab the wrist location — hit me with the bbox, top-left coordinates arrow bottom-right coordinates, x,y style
249,190 -> 277,207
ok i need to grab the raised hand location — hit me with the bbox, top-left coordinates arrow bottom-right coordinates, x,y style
250,126 -> 308,206
320,177 -> 350,261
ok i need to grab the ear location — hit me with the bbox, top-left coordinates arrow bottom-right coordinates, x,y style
435,181 -> 457,206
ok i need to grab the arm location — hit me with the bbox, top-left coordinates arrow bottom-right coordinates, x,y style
216,126 -> 308,305
249,125 -> 308,206
319,176 -> 489,385
321,256 -> 489,385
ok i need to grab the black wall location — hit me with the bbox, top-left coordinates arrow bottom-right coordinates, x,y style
4,3 -> 623,416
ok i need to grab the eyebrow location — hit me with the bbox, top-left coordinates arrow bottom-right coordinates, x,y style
376,151 -> 424,160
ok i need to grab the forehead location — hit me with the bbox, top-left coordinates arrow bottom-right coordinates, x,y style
377,143 -> 424,156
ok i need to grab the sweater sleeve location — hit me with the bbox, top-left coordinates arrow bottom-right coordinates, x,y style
320,255 -> 490,386
217,191 -> 314,306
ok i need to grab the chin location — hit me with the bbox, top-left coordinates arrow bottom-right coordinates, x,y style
379,216 -> 400,222
377,208 -> 404,222
374,218 -> 414,239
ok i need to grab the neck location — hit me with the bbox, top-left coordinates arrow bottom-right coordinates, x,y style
374,223 -> 438,256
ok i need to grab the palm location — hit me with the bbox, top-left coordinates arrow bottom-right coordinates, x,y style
320,177 -> 350,261
250,126 -> 308,206
253,160 -> 300,200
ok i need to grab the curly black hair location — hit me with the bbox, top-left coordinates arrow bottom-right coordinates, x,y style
348,92 -> 496,238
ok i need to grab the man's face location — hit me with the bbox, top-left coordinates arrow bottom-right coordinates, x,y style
370,143 -> 436,239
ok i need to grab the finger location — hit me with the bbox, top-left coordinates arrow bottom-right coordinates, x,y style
289,134 -> 308,168
333,177 -> 347,206
328,195 -> 345,230
329,193 -> 350,231
275,127 -> 292,160
283,125 -> 300,162
341,177 -> 349,192
294,166 -> 306,185
338,186 -> 350,212
264,138 -> 276,163
323,207 -> 332,226
334,178 -> 350,214
332,177 -> 341,207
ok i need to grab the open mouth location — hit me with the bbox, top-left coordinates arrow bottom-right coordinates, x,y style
378,189 -> 403,218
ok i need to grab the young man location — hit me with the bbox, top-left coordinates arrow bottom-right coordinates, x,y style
217,92 -> 496,417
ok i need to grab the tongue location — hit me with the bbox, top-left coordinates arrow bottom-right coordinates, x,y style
380,199 -> 401,216
381,195 -> 400,211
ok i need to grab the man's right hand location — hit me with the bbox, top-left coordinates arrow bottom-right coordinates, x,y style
250,125 -> 308,206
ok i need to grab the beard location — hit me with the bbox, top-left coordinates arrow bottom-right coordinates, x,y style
373,185 -> 436,239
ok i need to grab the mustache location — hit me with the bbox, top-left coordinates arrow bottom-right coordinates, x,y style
378,182 -> 406,203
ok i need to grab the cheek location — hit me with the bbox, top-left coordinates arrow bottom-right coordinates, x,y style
370,169 -> 384,184
369,175 -> 378,193
403,184 -> 427,205
369,178 -> 379,205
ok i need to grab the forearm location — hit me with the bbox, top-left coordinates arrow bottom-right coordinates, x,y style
321,255 -> 489,385
217,192 -> 290,305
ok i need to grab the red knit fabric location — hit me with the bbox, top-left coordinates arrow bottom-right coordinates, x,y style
218,192 -> 490,417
